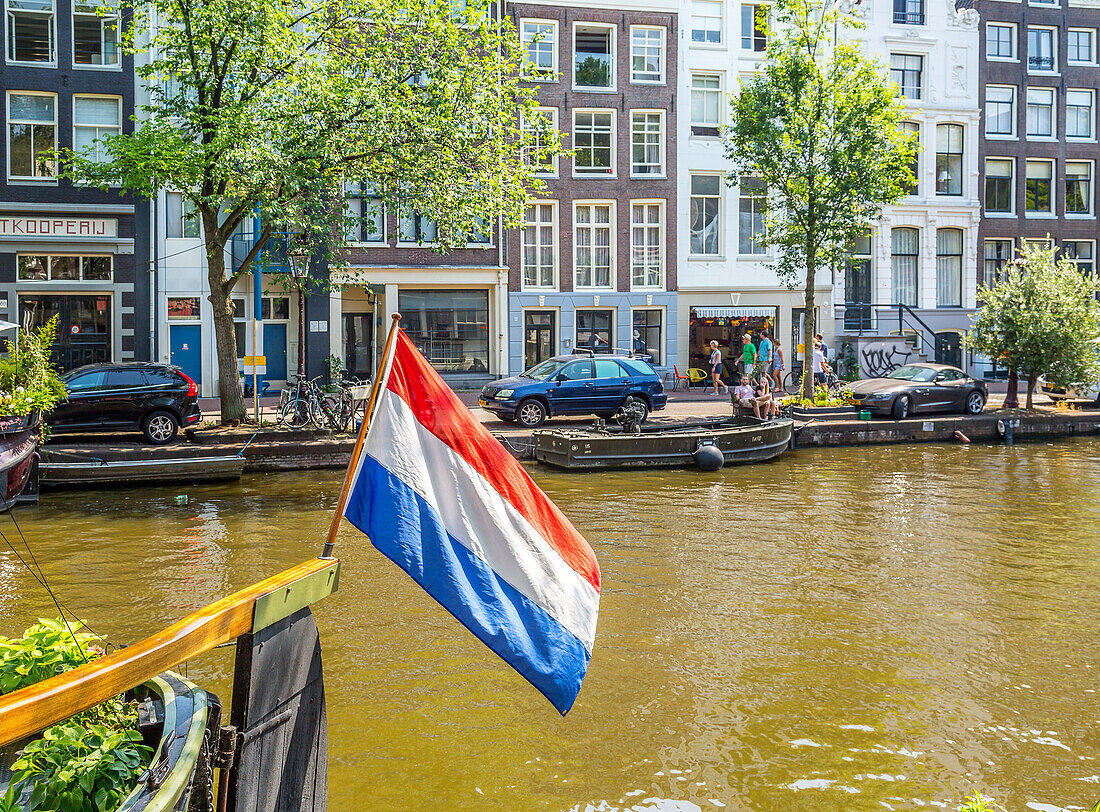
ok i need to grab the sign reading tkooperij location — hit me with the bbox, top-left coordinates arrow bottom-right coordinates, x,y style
0,218 -> 117,238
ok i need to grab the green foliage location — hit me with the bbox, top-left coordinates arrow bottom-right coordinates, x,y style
782,383 -> 854,409
837,340 -> 860,381
958,792 -> 998,812
0,619 -> 98,694
0,316 -> 67,417
574,55 -> 611,88
966,242 -> 1100,409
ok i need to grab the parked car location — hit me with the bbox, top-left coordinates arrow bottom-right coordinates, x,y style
1039,377 -> 1100,404
478,353 -> 668,429
49,363 -> 202,444
847,363 -> 988,419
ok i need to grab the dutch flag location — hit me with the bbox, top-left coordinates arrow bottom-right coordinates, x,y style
342,327 -> 601,714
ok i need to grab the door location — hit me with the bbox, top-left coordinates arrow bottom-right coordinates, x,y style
547,359 -> 595,413
169,325 -> 202,386
20,294 -> 111,371
343,314 -> 374,380
844,257 -> 873,331
936,368 -> 969,411
524,311 -> 556,370
937,332 -> 962,368
262,323 -> 288,385
592,358 -> 630,412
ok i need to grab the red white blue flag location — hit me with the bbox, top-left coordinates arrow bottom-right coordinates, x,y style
343,330 -> 601,714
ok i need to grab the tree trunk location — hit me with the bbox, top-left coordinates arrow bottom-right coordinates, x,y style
207,243 -> 247,424
801,248 -> 817,401
1025,373 -> 1036,411
1003,366 -> 1019,409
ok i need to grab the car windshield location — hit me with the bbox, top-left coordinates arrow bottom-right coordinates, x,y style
523,359 -> 568,380
886,365 -> 937,382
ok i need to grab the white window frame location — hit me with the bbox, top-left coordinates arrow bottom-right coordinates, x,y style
72,0 -> 119,70
737,176 -> 768,256
984,157 -> 1015,217
690,0 -> 724,47
522,106 -> 559,177
985,85 -> 1016,138
1067,27 -> 1096,66
1029,0 -> 1058,8
572,108 -> 616,178
1062,239 -> 1095,276
630,199 -> 665,290
520,18 -> 557,81
17,253 -> 113,281
6,90 -> 56,181
690,72 -> 723,136
629,25 -> 664,84
740,3 -> 768,52
574,307 -> 615,353
344,182 -> 387,246
630,109 -> 664,178
890,53 -> 924,100
1025,86 -> 1055,139
986,22 -> 1017,62
689,172 -> 723,258
521,201 -> 558,291
573,22 -> 616,92
1027,26 -> 1057,74
6,0 -> 55,65
1024,158 -> 1055,217
630,306 -> 664,365
396,209 -> 438,245
1066,89 -> 1095,141
166,191 -> 201,239
573,200 -> 615,291
1065,160 -> 1094,218
72,94 -> 121,164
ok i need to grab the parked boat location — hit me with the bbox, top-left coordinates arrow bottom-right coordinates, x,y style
39,454 -> 246,488
0,412 -> 39,505
532,416 -> 794,470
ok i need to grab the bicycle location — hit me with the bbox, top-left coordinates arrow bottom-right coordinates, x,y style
278,376 -> 354,432
783,368 -> 847,397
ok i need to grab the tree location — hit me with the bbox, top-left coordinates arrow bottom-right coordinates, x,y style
69,0 -> 557,422
966,243 -> 1100,410
725,0 -> 916,398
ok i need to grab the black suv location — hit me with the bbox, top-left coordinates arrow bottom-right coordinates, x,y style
49,363 -> 202,444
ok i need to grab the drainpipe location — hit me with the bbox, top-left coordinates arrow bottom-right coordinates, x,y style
151,193 -> 158,362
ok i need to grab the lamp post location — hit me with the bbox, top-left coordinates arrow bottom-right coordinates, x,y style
288,248 -> 310,381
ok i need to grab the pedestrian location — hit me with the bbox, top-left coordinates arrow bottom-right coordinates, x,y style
812,339 -> 829,387
815,333 -> 830,362
709,340 -> 728,395
759,329 -> 773,378
741,334 -> 758,380
771,337 -> 785,393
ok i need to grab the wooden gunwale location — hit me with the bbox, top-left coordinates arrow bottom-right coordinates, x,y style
0,556 -> 336,748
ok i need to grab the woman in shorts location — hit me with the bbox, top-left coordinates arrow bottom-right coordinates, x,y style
771,337 -> 785,393
709,340 -> 728,395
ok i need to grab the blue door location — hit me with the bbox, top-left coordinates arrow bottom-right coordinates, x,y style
263,323 -> 288,384
169,324 -> 202,385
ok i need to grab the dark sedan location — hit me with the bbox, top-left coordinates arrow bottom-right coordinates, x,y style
49,363 -> 202,444
847,363 -> 987,420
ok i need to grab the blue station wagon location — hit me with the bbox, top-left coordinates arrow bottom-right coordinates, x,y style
479,353 -> 668,428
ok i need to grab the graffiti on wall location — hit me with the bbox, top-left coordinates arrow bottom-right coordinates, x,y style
861,344 -> 913,378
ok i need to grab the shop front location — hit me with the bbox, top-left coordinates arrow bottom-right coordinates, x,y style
688,306 -> 777,380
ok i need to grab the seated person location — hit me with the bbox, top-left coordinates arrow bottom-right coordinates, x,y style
731,374 -> 771,419
753,375 -> 780,418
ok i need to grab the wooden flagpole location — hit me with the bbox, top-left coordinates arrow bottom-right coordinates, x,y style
321,312 -> 402,558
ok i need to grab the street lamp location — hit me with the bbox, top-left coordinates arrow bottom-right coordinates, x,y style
287,246 -> 310,380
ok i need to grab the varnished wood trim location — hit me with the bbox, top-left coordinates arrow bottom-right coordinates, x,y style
0,557 -> 338,747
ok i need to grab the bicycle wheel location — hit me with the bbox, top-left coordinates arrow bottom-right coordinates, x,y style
280,396 -> 311,428
783,371 -> 802,395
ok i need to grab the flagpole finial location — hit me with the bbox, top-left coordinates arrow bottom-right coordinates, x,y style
392,312 -> 401,321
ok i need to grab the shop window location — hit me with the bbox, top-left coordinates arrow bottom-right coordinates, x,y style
1063,241 -> 1095,275
691,0 -> 723,45
631,111 -> 663,176
521,19 -> 556,80
573,110 -> 614,175
631,202 -> 663,288
690,174 -> 721,255
985,158 -> 1013,214
1025,88 -> 1054,138
574,203 -> 613,288
522,203 -> 556,289
935,124 -> 963,196
1067,90 -> 1094,139
890,227 -> 919,306
690,73 -> 722,136
7,0 -> 54,63
1025,159 -> 1053,214
902,122 -> 920,194
17,254 -> 112,281
740,4 -> 767,50
738,177 -> 767,254
631,26 -> 663,83
632,309 -> 661,364
984,239 -> 1013,288
7,92 -> 56,180
261,297 -> 290,320
890,54 -> 922,99
521,107 -> 557,176
168,297 -> 201,320
936,228 -> 963,307
398,290 -> 490,372
73,95 -> 121,163
1066,161 -> 1093,215
166,192 -> 200,238
574,24 -> 614,89
576,309 -> 613,353
73,0 -> 117,66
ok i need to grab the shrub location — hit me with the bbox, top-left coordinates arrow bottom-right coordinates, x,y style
0,316 -> 67,417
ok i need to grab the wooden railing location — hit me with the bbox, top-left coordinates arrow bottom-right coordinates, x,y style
0,556 -> 339,748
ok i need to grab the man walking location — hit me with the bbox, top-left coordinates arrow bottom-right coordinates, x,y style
741,334 -> 758,379
759,329 -> 773,380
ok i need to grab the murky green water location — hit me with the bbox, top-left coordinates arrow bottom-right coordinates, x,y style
3,439 -> 1099,810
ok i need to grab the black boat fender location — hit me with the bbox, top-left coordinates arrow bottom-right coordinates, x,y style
693,443 -> 724,471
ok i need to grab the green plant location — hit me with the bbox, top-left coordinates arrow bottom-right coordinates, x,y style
0,619 -> 99,694
838,340 -> 860,381
959,792 -> 997,812
0,316 -> 67,417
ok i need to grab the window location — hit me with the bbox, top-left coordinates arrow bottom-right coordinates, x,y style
691,0 -> 723,44
891,227 -> 919,306
987,23 -> 1015,60
1067,90 -> 1094,139
573,110 -> 614,176
232,297 -> 246,357
576,311 -> 613,353
985,158 -> 1014,214
73,0 -> 117,66
893,0 -> 924,26
522,203 -> 556,289
398,210 -> 437,242
7,92 -> 56,179
631,111 -> 663,176
1025,159 -> 1053,214
632,309 -> 662,364
741,4 -> 766,50
935,124 -> 963,196
631,26 -> 663,83
574,203 -> 613,288
902,121 -> 920,194
574,24 -> 614,89
631,202 -> 663,288
690,73 -> 722,136
17,254 -> 111,281
522,107 -> 558,175
1066,161 -> 1093,215
345,182 -> 385,243
738,177 -> 766,255
261,297 -> 290,320
166,192 -> 200,238
521,20 -> 556,79
1068,28 -> 1095,64
1062,241 -> 1094,275
72,95 -> 120,163
984,239 -> 1013,287
936,228 -> 963,307
1025,87 -> 1054,137
985,86 -> 1015,136
398,290 -> 489,372
690,174 -> 721,256
890,54 -> 922,99
168,298 -> 200,320
6,0 -> 54,63
1027,27 -> 1055,72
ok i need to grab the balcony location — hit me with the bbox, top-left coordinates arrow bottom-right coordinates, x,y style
892,10 -> 925,24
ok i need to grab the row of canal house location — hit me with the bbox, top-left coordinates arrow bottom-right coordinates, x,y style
2,0 -> 1096,394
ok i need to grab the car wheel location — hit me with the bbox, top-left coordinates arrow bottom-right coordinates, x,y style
516,399 -> 547,429
143,410 -> 179,444
622,395 -> 650,423
965,391 -> 985,415
891,395 -> 910,420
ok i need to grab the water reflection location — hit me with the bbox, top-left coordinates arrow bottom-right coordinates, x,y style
3,439 -> 1100,809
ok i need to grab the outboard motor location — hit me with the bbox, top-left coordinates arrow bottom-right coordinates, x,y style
613,400 -> 647,434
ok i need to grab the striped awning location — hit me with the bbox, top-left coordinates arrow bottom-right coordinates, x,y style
691,306 -> 776,318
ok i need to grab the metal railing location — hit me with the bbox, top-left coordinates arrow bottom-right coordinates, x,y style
892,9 -> 925,24
836,302 -> 949,362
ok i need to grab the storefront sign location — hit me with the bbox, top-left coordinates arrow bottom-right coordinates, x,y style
0,218 -> 117,238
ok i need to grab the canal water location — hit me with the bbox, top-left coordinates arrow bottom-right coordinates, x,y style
2,439 -> 1099,810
